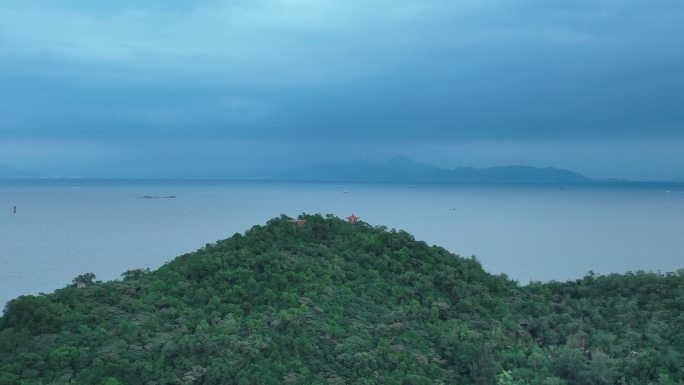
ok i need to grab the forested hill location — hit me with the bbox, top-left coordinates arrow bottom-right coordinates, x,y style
1,215 -> 683,385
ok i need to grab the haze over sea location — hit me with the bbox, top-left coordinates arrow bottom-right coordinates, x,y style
2,179 -> 684,307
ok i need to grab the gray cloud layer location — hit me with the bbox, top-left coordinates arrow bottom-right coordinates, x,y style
1,0 -> 683,177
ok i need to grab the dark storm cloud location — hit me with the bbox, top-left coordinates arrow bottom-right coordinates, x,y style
1,0 -> 683,177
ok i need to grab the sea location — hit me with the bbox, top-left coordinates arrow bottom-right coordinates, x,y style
1,179 -> 683,308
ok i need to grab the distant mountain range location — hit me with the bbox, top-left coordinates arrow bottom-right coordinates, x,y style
1,158 -> 681,183
268,157 -> 594,183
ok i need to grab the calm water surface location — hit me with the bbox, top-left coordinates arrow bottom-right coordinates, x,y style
1,179 -> 683,307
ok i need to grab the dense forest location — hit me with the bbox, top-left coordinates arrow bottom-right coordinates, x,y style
1,214 -> 682,385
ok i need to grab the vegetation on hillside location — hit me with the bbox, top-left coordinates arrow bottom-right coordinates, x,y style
1,214 -> 682,385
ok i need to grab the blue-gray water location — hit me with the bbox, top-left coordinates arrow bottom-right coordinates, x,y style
1,179 -> 683,308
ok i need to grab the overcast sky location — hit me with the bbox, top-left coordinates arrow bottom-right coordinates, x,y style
1,0 -> 683,179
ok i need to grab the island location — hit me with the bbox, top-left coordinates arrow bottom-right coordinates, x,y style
270,157 -> 593,184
